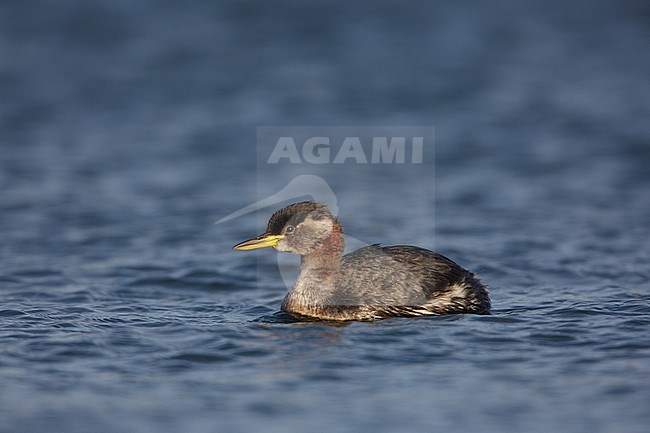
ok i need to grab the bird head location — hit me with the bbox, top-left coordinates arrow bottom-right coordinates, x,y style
233,201 -> 339,256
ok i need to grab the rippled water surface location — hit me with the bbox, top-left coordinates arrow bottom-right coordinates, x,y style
1,1 -> 649,432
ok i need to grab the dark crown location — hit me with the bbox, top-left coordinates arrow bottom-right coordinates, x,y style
266,201 -> 335,235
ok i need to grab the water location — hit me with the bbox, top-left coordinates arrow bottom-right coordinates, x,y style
1,1 -> 649,432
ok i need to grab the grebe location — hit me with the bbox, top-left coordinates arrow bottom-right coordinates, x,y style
233,201 -> 490,321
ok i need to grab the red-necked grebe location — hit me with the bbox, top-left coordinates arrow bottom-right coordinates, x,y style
233,201 -> 490,321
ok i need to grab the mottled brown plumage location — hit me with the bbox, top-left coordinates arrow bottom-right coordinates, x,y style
233,201 -> 490,321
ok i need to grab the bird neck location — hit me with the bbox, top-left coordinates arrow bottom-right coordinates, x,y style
282,222 -> 344,313
300,221 -> 344,273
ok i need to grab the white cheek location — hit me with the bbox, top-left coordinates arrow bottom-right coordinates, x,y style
275,239 -> 291,252
306,218 -> 333,237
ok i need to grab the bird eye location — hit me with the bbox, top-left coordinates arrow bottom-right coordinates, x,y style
285,225 -> 295,234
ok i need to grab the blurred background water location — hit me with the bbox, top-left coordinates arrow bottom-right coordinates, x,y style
1,1 -> 649,432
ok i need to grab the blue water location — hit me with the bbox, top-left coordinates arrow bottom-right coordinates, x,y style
1,1 -> 649,432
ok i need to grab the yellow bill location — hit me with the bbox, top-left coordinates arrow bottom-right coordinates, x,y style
233,234 -> 285,251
